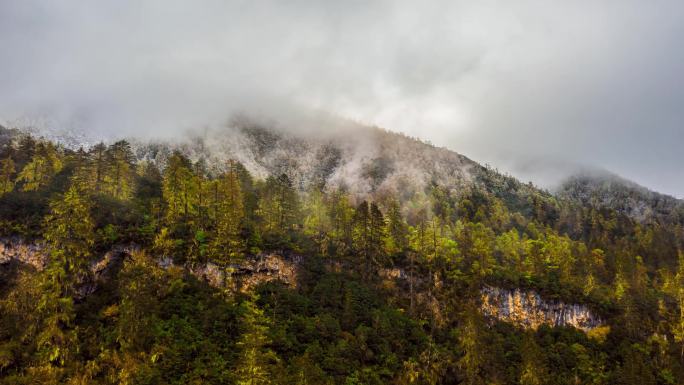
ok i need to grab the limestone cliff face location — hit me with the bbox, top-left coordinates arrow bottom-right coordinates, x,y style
480,285 -> 602,331
1,239 -> 602,332
0,238 -> 46,270
0,239 -> 134,299
189,254 -> 301,292
1,238 -> 299,295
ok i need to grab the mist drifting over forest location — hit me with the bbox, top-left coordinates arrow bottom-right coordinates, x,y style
1,1 -> 684,196
3,2 -> 684,384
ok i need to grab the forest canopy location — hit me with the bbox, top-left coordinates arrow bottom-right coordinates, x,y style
0,130 -> 683,384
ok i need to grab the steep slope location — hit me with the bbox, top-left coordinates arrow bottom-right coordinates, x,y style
132,118 -> 478,198
557,170 -> 684,226
1,119 -> 684,383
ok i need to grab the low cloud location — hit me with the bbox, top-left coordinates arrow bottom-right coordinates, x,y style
1,1 -> 683,196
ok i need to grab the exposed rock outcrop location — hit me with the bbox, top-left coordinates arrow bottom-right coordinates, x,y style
189,253 -> 301,291
1,239 -> 136,299
0,238 -> 47,270
480,285 -> 603,331
2,239 -> 602,333
2,238 -> 300,295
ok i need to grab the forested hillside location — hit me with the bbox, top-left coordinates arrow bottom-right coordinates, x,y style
0,124 -> 683,384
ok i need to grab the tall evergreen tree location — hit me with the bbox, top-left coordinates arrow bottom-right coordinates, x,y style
104,140 -> 136,199
211,161 -> 245,276
674,251 -> 684,361
89,142 -> 107,193
328,189 -> 354,258
385,198 -> 409,257
38,183 -> 94,365
235,297 -> 279,385
258,173 -> 299,246
16,142 -> 62,191
353,201 -> 371,274
457,304 -> 486,385
353,201 -> 386,277
162,151 -> 197,224
369,202 -> 387,271
303,187 -> 331,258
0,157 -> 15,196
519,333 -> 548,385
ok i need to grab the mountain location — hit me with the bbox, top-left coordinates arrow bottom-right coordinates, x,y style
0,119 -> 683,384
557,170 -> 684,226
132,118 -> 477,195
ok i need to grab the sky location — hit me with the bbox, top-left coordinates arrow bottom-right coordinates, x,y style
1,1 -> 683,197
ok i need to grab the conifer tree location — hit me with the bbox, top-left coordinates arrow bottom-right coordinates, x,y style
369,202 -> 387,270
104,140 -> 136,199
236,296 -> 279,385
303,187 -> 331,257
495,229 -> 525,274
193,158 -> 209,230
16,142 -> 62,191
89,142 -> 107,193
352,201 -> 386,277
0,157 -> 15,196
15,134 -> 36,169
467,223 -> 495,278
38,183 -> 94,365
457,304 -> 486,385
162,151 -> 197,223
211,161 -> 245,277
674,251 -> 684,361
519,333 -> 548,385
259,173 -> 299,245
385,198 -> 409,257
328,189 -> 354,258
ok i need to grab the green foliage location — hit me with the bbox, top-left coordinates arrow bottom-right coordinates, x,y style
211,162 -> 246,269
0,157 -> 15,196
0,134 -> 683,383
258,173 -> 300,248
16,142 -> 63,192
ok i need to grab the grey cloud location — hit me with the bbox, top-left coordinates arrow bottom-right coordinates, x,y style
1,1 -> 683,196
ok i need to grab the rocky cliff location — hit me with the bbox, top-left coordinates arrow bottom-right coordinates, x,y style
0,238 -> 46,270
1,239 -> 300,295
480,285 -> 603,331
189,253 -> 301,292
1,239 -> 604,332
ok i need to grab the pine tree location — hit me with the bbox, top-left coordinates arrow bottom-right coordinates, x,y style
211,161 -> 245,278
385,198 -> 409,257
457,304 -> 486,385
674,251 -> 684,362
235,296 -> 279,385
328,189 -> 354,258
259,173 -> 299,246
193,158 -> 209,230
16,142 -> 63,191
44,184 -> 95,270
519,333 -> 548,385
89,142 -> 107,193
352,201 -> 386,277
38,183 -> 94,366
15,134 -> 36,169
303,187 -> 331,258
353,201 -> 371,271
369,202 -> 387,271
0,157 -> 15,196
463,222 -> 495,278
104,140 -> 136,199
162,151 -> 197,224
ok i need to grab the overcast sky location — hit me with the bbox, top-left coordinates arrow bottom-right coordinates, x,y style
1,1 -> 683,197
